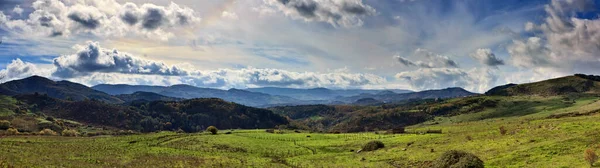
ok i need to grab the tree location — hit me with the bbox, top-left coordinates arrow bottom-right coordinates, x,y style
206,126 -> 218,135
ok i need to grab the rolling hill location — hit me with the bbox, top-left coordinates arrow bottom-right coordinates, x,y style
13,94 -> 288,132
116,91 -> 184,103
335,87 -> 477,103
485,74 -> 600,96
245,87 -> 412,100
93,84 -> 301,107
0,76 -> 123,103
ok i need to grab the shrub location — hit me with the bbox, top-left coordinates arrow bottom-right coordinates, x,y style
0,120 -> 10,130
45,116 -> 55,122
206,126 -> 218,135
61,129 -> 79,137
585,148 -> 598,167
499,126 -> 507,135
362,141 -> 385,152
432,150 -> 484,168
39,129 -> 57,136
37,121 -> 63,133
7,128 -> 19,135
11,118 -> 37,132
266,129 -> 275,133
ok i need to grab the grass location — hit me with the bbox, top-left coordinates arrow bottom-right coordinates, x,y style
2,95 -> 600,167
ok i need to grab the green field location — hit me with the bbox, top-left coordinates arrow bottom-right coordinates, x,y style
2,95 -> 600,167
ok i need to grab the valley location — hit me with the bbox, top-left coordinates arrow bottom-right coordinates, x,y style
1,75 -> 600,167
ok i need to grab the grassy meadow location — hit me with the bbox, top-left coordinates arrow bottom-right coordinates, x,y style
2,95 -> 600,167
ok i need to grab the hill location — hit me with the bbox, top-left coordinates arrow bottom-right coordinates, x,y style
0,76 -> 123,103
245,87 -> 412,100
12,94 -> 288,133
486,74 -> 600,96
93,84 -> 300,107
116,91 -> 183,103
336,87 -> 476,103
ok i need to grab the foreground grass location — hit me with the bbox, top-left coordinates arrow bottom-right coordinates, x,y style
1,114 -> 600,167
2,95 -> 600,167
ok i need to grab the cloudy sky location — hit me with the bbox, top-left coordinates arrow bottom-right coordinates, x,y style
0,0 -> 598,93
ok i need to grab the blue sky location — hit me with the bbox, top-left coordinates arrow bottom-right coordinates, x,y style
0,0 -> 599,93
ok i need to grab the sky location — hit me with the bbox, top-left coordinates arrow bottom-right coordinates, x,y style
0,0 -> 599,93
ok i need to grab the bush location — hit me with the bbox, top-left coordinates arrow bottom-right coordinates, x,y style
0,120 -> 10,130
362,141 -> 385,151
499,126 -> 507,135
39,129 -> 57,136
45,116 -> 55,122
206,126 -> 218,135
37,121 -> 63,133
61,129 -> 79,137
585,148 -> 598,167
7,128 -> 19,135
266,129 -> 275,133
432,150 -> 484,168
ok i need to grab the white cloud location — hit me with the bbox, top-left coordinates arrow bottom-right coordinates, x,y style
395,67 -> 497,93
0,0 -> 201,40
394,48 -> 459,69
0,59 -> 52,83
52,41 -> 188,78
262,0 -> 376,28
0,41 -> 386,89
470,48 -> 504,67
221,11 -> 239,20
12,5 -> 23,16
508,0 -> 600,72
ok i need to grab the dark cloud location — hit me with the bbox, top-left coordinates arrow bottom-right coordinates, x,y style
470,48 -> 504,67
395,56 -> 416,67
38,14 -> 55,27
396,49 -> 460,69
120,3 -> 140,25
141,6 -> 166,30
0,0 -> 199,39
267,0 -> 375,28
67,12 -> 101,29
342,2 -> 369,14
289,1 -> 318,18
444,59 -> 459,68
121,12 -> 139,25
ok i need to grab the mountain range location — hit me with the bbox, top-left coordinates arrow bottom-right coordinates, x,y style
0,76 -> 477,107
245,87 -> 412,100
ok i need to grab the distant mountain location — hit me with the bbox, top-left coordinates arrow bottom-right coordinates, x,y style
336,87 -> 477,103
116,91 -> 183,103
486,74 -> 600,96
91,84 -> 164,95
245,87 -> 412,100
0,76 -> 123,103
93,84 -> 301,107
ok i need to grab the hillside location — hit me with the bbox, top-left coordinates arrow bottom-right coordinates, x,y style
116,91 -> 183,103
0,76 -> 123,103
12,94 -> 288,133
245,87 -> 412,100
336,87 -> 476,103
486,74 -> 600,96
270,104 -> 432,132
93,84 -> 301,107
